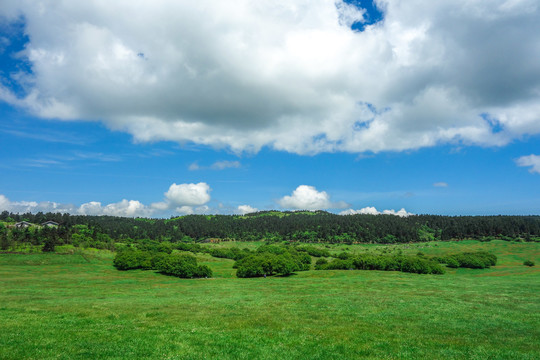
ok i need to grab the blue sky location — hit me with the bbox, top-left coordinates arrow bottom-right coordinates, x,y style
1,1 -> 539,217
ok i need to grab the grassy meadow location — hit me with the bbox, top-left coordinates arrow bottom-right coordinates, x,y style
1,240 -> 539,359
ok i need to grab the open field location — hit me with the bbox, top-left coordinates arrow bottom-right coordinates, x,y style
1,241 -> 539,359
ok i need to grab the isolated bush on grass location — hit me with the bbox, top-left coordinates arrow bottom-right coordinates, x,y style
113,250 -> 144,270
523,260 -> 535,267
157,253 -> 212,278
447,251 -> 497,269
235,252 -> 305,278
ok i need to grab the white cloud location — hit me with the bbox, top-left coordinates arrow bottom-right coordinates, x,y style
0,195 -> 10,210
102,200 -> 151,217
0,181 -> 212,217
0,195 -> 77,214
77,200 -> 153,217
516,154 -> 540,174
382,208 -> 413,217
237,204 -> 258,215
1,1 -> 539,154
176,206 -> 194,215
340,207 -> 379,215
77,201 -> 104,215
150,201 -> 169,211
278,185 -> 349,210
164,182 -> 211,206
340,207 -> 413,217
433,182 -> 448,187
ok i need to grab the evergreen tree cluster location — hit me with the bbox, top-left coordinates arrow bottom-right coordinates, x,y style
2,210 -> 540,245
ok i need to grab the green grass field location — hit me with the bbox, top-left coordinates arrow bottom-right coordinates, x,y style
1,241 -> 539,359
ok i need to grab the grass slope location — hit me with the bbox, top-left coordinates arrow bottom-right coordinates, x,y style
1,241 -> 539,359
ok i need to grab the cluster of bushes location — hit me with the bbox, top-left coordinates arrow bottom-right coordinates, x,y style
433,251 -> 497,269
296,245 -> 331,257
113,250 -> 212,278
315,254 -> 446,275
233,249 -> 311,278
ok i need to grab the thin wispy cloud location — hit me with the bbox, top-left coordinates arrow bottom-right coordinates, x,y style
22,158 -> 65,168
20,152 -> 122,168
73,152 -> 122,162
211,161 -> 241,170
433,182 -> 449,188
0,128 -> 87,145
189,160 -> 241,171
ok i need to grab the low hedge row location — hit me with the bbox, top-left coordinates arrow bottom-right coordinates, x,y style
432,251 -> 497,269
316,254 -> 446,275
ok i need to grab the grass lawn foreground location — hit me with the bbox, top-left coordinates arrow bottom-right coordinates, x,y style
0,240 -> 539,359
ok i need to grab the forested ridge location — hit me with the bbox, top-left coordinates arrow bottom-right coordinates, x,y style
2,210 -> 540,246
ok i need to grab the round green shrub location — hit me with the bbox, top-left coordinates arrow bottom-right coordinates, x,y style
444,256 -> 460,268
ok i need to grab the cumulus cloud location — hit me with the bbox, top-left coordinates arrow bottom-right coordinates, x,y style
340,207 -> 413,217
0,195 -> 77,214
0,195 -> 10,210
175,204 -> 212,215
164,182 -> 211,206
77,200 -> 153,217
0,182 -> 212,217
339,206 -> 380,215
1,1 -> 539,154
77,201 -> 103,215
151,182 -> 212,214
0,194 -> 154,218
382,208 -> 413,217
237,205 -> 258,215
433,182 -> 448,187
516,154 -> 540,174
278,185 -> 349,210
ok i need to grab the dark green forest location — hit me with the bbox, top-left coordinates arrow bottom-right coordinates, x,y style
1,210 -> 540,250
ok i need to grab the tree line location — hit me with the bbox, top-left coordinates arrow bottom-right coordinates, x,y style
1,210 -> 540,247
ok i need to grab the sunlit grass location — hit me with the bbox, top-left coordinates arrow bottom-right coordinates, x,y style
1,241 -> 539,359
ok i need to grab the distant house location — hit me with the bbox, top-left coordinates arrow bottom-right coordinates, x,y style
15,221 -> 33,228
42,221 -> 59,227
